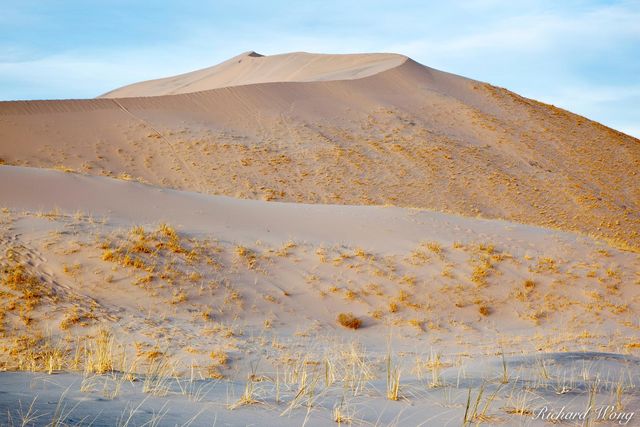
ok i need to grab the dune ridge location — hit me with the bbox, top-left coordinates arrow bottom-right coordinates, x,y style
100,51 -> 409,97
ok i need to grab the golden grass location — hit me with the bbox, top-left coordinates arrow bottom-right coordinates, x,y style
388,302 -> 399,313
59,307 -> 96,331
234,245 -> 257,269
424,241 -> 442,255
385,352 -> 401,400
83,329 -> 117,375
1,257 -> 54,326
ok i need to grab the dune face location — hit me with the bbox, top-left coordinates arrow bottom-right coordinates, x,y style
99,51 -> 409,97
1,51 -> 640,425
1,165 -> 640,424
1,52 -> 638,250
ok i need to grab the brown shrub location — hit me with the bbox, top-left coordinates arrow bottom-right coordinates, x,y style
478,305 -> 492,316
337,312 -> 362,329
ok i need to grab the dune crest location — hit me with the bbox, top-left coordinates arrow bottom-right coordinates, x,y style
100,51 -> 408,97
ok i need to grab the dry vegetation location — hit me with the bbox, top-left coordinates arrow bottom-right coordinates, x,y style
337,313 -> 362,330
0,208 -> 638,424
1,212 -> 638,377
6,180 -> 640,420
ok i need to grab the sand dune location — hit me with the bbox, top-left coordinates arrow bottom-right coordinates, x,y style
1,165 -> 639,424
0,165 -> 592,253
1,51 -> 640,425
1,165 -> 637,356
1,54 -> 638,250
100,51 -> 408,97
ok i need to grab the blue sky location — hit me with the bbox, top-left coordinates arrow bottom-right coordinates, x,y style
1,0 -> 638,137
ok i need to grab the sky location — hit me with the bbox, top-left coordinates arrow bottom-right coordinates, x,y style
1,0 -> 638,137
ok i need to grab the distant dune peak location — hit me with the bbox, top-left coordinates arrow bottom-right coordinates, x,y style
232,50 -> 264,61
99,51 -> 408,97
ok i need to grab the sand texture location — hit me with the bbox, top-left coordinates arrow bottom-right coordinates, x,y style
0,52 -> 639,426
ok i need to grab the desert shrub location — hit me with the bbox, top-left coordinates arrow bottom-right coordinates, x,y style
478,305 -> 492,316
337,313 -> 362,329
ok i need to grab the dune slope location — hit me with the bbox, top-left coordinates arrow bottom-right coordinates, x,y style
0,52 -> 638,251
1,165 -> 638,367
1,164 -> 638,427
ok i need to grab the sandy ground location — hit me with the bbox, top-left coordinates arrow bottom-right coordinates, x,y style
1,51 -> 639,426
0,166 -> 639,425
1,352 -> 639,426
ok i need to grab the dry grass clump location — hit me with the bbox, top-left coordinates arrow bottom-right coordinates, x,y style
275,240 -> 297,257
156,223 -> 187,254
8,334 -> 69,373
53,165 -> 76,173
353,247 -> 371,259
407,248 -> 430,266
158,223 -> 178,240
333,399 -> 354,424
370,309 -> 384,319
316,247 -> 328,263
234,245 -> 257,269
399,275 -> 417,286
208,349 -> 229,379
478,305 -> 492,316
170,290 -> 187,304
83,329 -> 117,375
533,257 -> 558,273
101,243 -> 152,271
60,307 -> 97,330
344,289 -> 358,301
478,243 -> 495,254
386,353 -> 401,400
99,223 -> 213,291
209,349 -> 228,366
104,224 -> 186,261
388,301 -> 399,313
471,260 -> 492,286
425,241 -> 442,255
337,313 -> 362,330
408,319 -> 424,331
4,326 -> 128,375
1,254 -> 54,326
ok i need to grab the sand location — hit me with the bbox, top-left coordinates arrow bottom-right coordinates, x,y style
100,51 -> 409,97
0,53 -> 638,251
0,51 -> 639,426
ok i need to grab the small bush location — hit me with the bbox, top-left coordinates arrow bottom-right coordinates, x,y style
337,313 -> 362,329
478,305 -> 492,316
